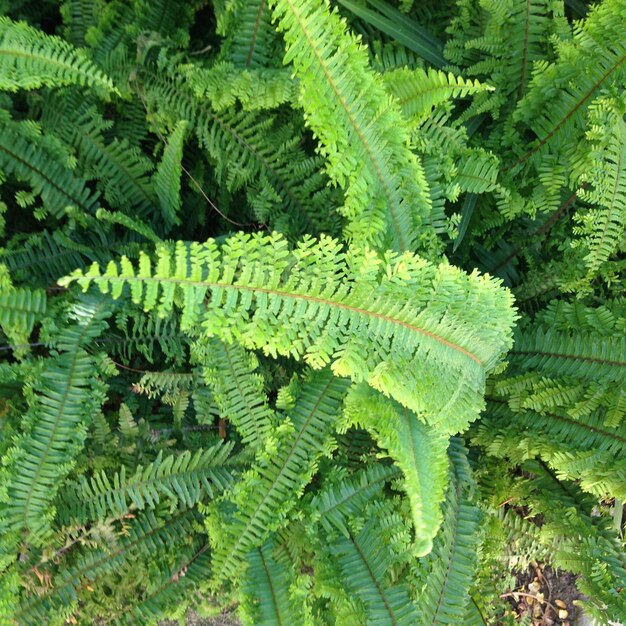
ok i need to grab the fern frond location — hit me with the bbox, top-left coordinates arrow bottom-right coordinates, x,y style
509,327 -> 625,384
329,517 -> 420,625
0,16 -> 115,93
308,463 -> 400,534
15,509 -> 200,625
344,384 -> 449,556
180,61 -> 296,111
219,0 -> 280,68
61,232 -> 516,430
200,337 -> 275,447
510,0 -> 626,170
60,443 -> 235,523
383,67 -> 492,124
209,369 -> 350,583
114,544 -> 212,625
571,99 -> 626,282
415,438 -> 482,625
269,0 -> 436,254
154,119 -> 187,227
0,287 -> 46,350
142,71 -> 341,238
240,540 -> 310,626
1,297 -> 109,544
0,118 -> 100,218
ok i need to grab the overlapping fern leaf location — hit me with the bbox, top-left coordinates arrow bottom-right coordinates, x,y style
61,232 -> 516,429
269,0 -> 437,254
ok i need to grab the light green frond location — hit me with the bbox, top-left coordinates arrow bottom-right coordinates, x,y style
383,67 -> 492,124
344,384 -> 449,556
269,0 -> 436,254
61,232 -> 516,430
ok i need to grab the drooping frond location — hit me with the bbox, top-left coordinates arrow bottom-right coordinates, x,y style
60,443 -> 235,523
344,384 -> 449,556
415,438 -> 482,625
209,369 -> 350,583
269,0 -> 437,254
61,232 -> 516,430
0,16 -> 115,93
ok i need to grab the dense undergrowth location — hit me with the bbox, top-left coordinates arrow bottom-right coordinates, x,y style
0,0 -> 624,624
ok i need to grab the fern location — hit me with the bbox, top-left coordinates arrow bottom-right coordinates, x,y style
200,337 -> 275,447
269,0 -> 437,254
329,518 -> 420,625
0,15 -> 116,93
61,232 -> 516,430
208,369 -> 350,582
0,297 -> 109,546
60,442 -> 235,523
154,119 -> 187,227
240,540 -> 309,626
344,384 -> 449,556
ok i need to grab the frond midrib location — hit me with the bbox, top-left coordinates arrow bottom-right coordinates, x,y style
281,0 -> 408,250
94,273 -> 484,366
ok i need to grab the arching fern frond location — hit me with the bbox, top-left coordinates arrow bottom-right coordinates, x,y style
269,0 -> 436,254
344,384 -> 449,556
61,232 -> 516,430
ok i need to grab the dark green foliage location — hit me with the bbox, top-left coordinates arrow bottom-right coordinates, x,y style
0,0 -> 624,624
